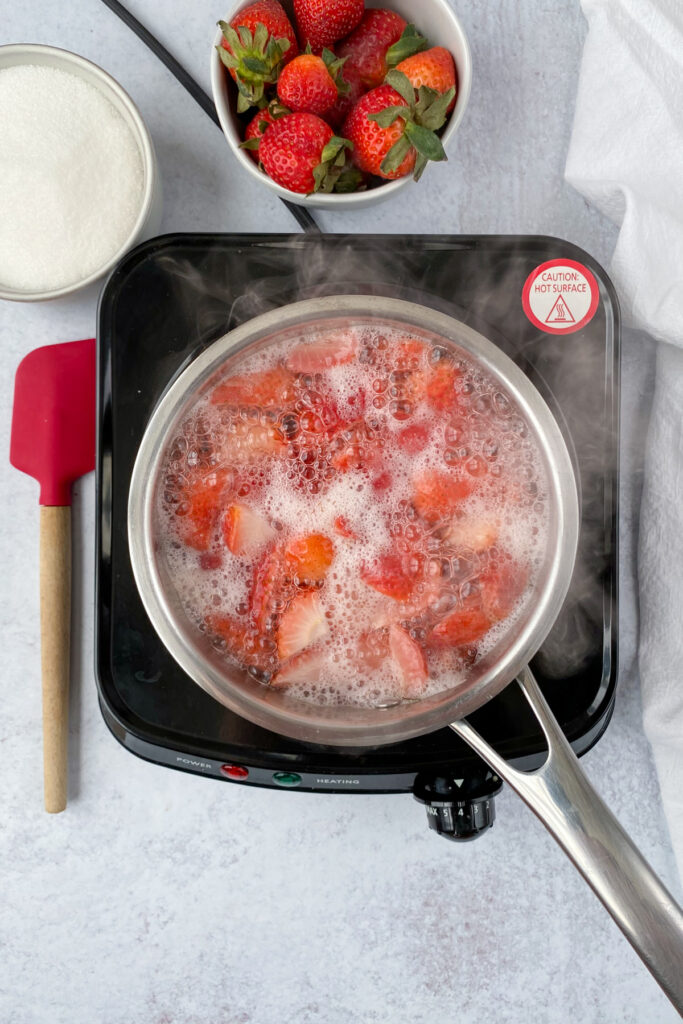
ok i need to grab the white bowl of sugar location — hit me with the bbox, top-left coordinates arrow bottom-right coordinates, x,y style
0,44 -> 162,302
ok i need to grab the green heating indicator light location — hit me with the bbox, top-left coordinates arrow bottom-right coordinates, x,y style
273,772 -> 302,788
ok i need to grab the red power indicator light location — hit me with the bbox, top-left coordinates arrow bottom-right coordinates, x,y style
220,764 -> 249,780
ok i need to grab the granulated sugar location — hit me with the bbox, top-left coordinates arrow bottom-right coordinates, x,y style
0,64 -> 144,292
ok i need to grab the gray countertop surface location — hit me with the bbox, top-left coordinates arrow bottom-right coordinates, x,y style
1,2 -> 680,1022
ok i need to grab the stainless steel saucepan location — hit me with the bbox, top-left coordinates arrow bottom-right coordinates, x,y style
128,295 -> 683,1010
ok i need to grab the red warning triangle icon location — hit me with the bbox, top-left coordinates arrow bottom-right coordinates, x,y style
545,294 -> 576,324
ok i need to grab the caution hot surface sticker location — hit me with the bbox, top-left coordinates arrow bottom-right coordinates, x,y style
522,258 -> 599,335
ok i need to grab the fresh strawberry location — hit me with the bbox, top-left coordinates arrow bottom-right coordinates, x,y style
175,469 -> 232,551
293,0 -> 364,52
259,113 -> 355,194
333,515 -> 359,539
396,46 -> 458,114
243,108 -> 278,161
285,533 -> 335,583
277,50 -> 347,116
444,517 -> 499,553
412,469 -> 474,523
343,70 -> 455,181
343,84 -> 415,180
272,647 -> 328,688
430,604 -> 492,647
241,101 -> 290,160
479,561 -> 528,622
336,10 -> 409,90
423,362 -> 464,414
287,331 -> 358,372
210,366 -> 294,407
361,552 -> 414,601
327,23 -> 427,130
222,503 -> 276,557
388,624 -> 428,697
396,423 -> 430,453
278,591 -> 330,659
325,67 -> 365,131
218,1 -> 299,112
205,614 -> 277,674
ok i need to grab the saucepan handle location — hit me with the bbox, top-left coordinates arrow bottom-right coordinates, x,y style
449,665 -> 683,1012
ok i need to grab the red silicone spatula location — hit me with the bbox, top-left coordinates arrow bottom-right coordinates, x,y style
10,338 -> 96,813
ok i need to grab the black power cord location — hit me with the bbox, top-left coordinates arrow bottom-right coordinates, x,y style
99,0 -> 320,234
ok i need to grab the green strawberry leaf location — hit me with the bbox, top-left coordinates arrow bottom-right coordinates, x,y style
234,73 -> 264,111
334,166 -> 366,193
404,121 -> 447,162
313,162 -> 345,193
413,152 -> 429,181
380,133 -> 412,175
321,49 -> 349,94
385,25 -> 429,68
417,87 -> 456,131
320,135 -> 353,163
267,99 -> 291,119
218,20 -> 293,109
384,69 -> 416,106
222,21 -> 240,44
235,76 -> 253,99
253,22 -> 269,52
322,51 -> 346,74
236,92 -> 254,113
243,56 -> 269,74
220,24 -> 243,55
368,105 -> 411,129
240,138 -> 262,150
311,135 -> 353,194
312,163 -> 329,191
237,25 -> 252,48
267,36 -> 290,65
217,46 -> 238,71
414,84 -> 440,118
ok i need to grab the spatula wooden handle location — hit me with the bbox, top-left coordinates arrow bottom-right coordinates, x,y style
39,506 -> 71,813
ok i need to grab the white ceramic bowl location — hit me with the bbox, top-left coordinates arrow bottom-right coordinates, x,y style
211,0 -> 472,209
0,44 -> 162,302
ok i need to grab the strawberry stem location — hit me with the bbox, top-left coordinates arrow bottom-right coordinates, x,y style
218,19 -> 292,112
373,75 -> 455,181
385,25 -> 429,69
311,136 -> 354,194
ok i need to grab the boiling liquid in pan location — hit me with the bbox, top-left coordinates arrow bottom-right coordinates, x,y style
156,322 -> 551,707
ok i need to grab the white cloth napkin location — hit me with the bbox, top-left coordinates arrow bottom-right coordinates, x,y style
565,0 -> 683,880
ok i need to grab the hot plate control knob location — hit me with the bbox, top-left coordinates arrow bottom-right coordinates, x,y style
413,770 -> 503,842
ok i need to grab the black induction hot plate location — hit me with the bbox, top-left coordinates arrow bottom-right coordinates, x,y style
96,233 -> 619,800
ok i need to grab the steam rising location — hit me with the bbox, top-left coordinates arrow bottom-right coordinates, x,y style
154,236 -> 618,685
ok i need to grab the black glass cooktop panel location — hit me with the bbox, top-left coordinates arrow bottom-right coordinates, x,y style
96,234 -> 619,784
